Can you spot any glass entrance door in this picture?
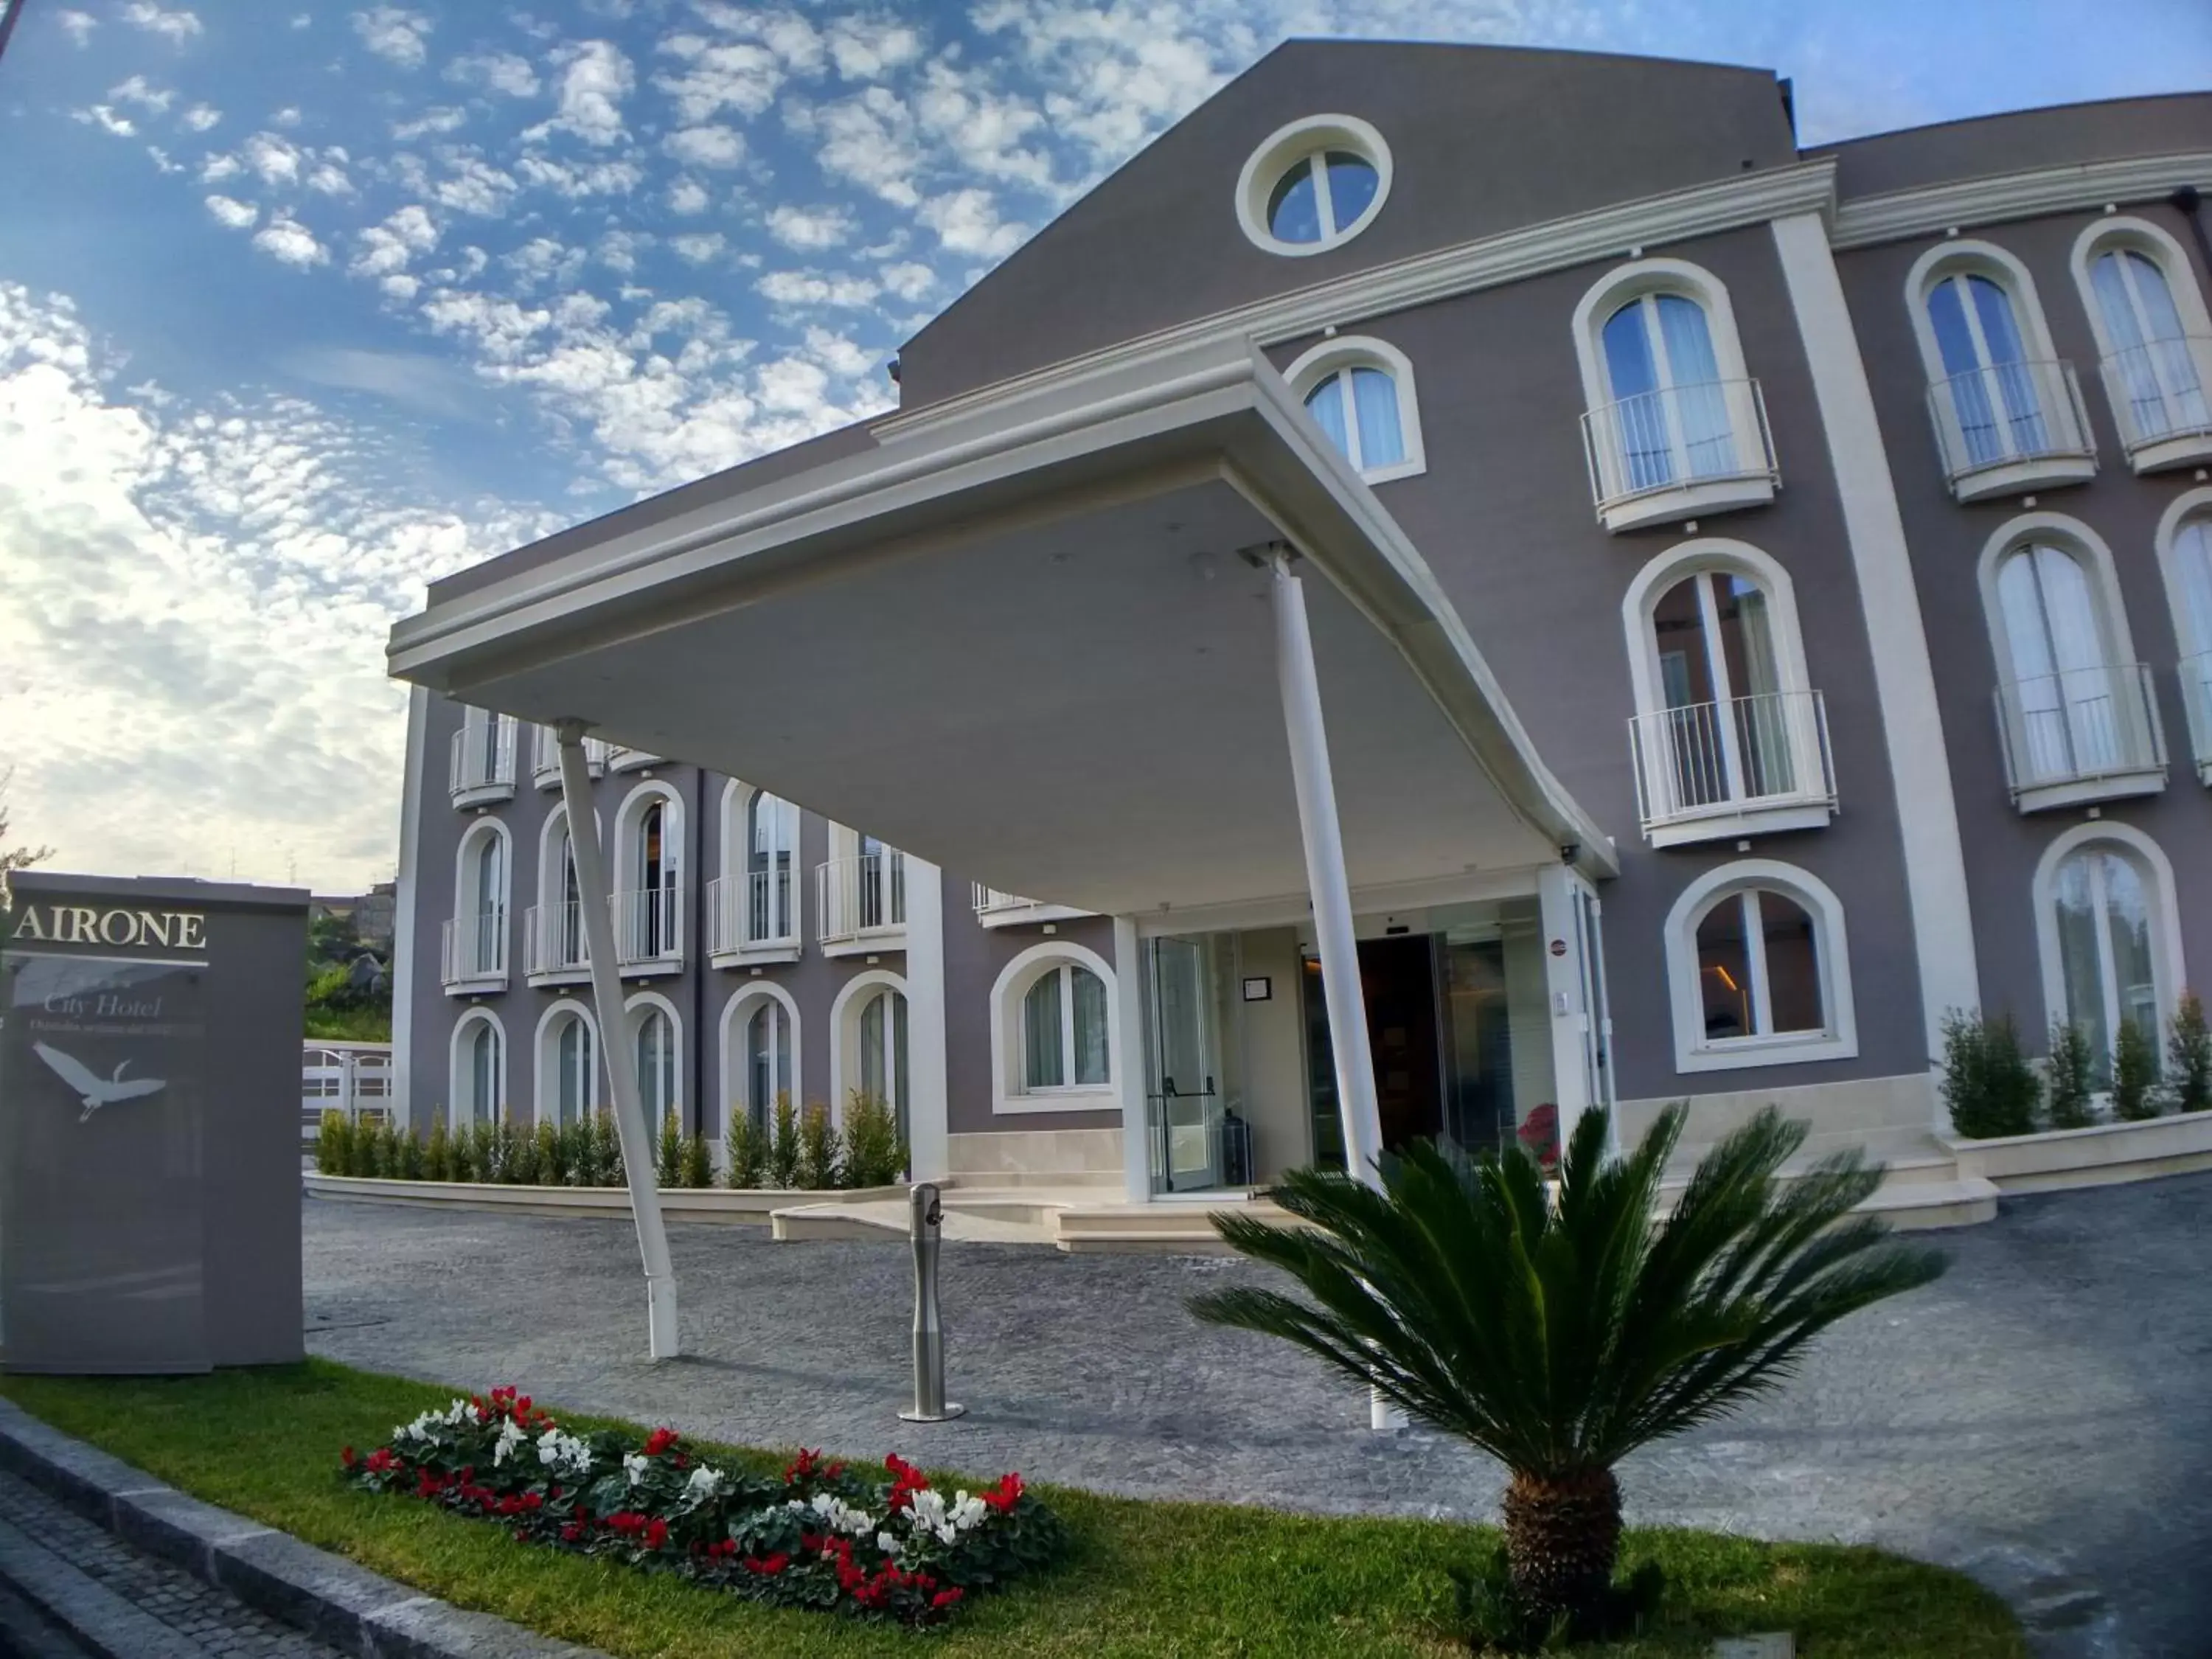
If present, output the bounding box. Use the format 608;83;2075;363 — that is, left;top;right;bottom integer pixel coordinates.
1147;936;1222;1193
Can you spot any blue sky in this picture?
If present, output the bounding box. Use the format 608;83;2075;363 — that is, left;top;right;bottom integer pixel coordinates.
1;0;2208;891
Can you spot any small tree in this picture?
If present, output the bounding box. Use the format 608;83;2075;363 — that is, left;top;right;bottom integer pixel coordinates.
316;1110;353;1175
796;1102;840;1190
768;1093;801;1189
1940;1009;2041;1138
2045;1020;2096;1130
2112;1018;2162;1121
841;1091;905;1188
424;1119;453;1181
2168;992;2212;1113
656;1110;685;1188
725;1110;767;1189
681;1130;713;1189
397;1125;425;1180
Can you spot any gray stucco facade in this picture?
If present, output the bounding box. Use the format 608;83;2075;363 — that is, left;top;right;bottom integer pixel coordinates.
390;43;2212;1192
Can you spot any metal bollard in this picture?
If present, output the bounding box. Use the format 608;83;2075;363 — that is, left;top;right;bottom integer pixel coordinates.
897;1183;965;1422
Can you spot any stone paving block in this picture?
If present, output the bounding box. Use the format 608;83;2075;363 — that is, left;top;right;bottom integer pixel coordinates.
115;1486;275;1580
210;1528;419;1647
0;1511;208;1659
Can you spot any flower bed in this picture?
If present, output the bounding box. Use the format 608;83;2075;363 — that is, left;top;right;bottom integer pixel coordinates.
341;1386;1063;1629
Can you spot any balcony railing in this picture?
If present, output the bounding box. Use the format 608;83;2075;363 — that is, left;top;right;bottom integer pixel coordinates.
2099;336;2212;468
2183;653;2212;785
607;746;662;773
1627;691;1835;844
441;909;509;991
1994;662;2167;807
613;883;684;971
707;869;799;959
530;726;611;790
973;885;1035;917
971;884;1093;926
818;852;906;946
1580;378;1777;531
524;902;591;981
1925;358;2096;497
448;718;517;807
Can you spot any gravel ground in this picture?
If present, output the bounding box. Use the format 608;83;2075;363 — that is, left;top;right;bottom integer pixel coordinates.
304;1175;2212;1659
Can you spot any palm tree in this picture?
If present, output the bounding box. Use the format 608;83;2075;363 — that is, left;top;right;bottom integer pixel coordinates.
1189;1105;1944;1631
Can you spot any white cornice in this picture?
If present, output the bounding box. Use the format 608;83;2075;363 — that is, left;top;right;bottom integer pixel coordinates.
1832;150;2212;250
882;159;1840;438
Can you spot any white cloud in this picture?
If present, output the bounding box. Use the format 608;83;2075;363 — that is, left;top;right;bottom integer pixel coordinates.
0;283;556;888
204;194;257;229
804;326;877;379
825;15;923;80
653;35;784;124
756;269;879;308
668;232;727;266
878;260;935;302
666;175;709;215
241;131;303;186
306;160;354;195
513;154;643;198
445;51;540;98
917;187;1027;258
532;40;633;147
108;75;174;114
252;215;329;268
425;155;518;217
55;10;97;46
74;105;137;138
271;105;303;128
352;5;432;69
392;106;467;140
766;204;855;250
663;123;744;170
180;103;222;132
350;204;438;279
119;3;202;42
200;153;241;182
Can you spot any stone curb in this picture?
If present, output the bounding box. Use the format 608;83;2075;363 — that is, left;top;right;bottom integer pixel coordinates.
0;1399;605;1659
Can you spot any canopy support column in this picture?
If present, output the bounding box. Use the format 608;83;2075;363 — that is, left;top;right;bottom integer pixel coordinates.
557;720;678;1360
1265;549;1399;1433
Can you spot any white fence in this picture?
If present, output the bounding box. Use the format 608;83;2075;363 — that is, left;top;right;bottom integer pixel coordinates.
302;1041;394;1150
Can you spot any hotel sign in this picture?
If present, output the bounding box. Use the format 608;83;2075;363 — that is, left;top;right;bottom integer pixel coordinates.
7;905;208;953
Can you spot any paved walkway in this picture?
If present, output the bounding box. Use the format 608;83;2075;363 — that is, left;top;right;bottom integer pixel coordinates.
304;1175;2212;1658
0;1470;347;1659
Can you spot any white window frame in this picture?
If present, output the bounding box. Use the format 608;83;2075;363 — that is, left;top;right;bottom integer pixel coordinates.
448;1009;508;1127
532;1000;601;1127
626;990;684;1126
1233;114;1392;258
446;818;511;990
2070;215;2212;470
2032;821;2186;1062
713;779;801;963
989;941;1121;1116
829;967;909;1130
1619;538;1833;845
1570;257;1774;531
1976;512;2164;811
718;982;802;1141
2156;487;2212;785
1663;860;1857;1074
528;804;598;985
1281;334;1425;482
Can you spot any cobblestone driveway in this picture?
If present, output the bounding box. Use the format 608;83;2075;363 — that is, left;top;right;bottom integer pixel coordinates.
305;1175;2212;1659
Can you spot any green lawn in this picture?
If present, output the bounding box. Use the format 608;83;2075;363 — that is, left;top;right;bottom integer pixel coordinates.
0;1361;2024;1657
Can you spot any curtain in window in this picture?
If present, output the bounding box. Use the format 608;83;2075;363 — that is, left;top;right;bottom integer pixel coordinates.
555;1015;591;1124
557;832;584;964
2095;249;2211;437
2054;846;2161;1082
745;1000;787;1128
1928;274;2048;464
1655;295;1733;478
1071;967;1110;1085
747;793;791;940
1998;545;2118;779
471;835;504;973
1722;578;1795;798
636;1009;675;1120
1349;366;1404;467
2177;518;2212;731
1601;302;1669;490
1304;375;1348;454
1023;971;1064;1089
467;1023;499;1123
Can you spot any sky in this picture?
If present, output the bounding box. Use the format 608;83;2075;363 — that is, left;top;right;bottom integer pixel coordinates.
1;1;2208;894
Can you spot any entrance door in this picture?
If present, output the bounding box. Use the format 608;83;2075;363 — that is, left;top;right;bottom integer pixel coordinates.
1147;937;1222;1192
1359;935;1444;1152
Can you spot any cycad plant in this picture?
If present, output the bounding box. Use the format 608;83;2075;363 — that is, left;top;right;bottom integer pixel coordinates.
1190;1105;1943;1634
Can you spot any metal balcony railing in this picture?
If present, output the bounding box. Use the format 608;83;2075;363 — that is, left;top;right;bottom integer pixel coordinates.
1925;358;2095;487
973;885;1034;917
530;726;611;790
1627;690;1836;838
607;746;662;773
2099;336;2212;461
2181;653;2212;780
1994;662;2166;802
1580;378;1777;518
613;882;684;970
818;852;906;945
440;909;509;989
524;902;591;979
448;717;517;805
707;869;799;956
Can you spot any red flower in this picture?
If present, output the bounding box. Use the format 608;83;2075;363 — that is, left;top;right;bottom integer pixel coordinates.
980;1472;1024;1514
644;1518;669;1551
644;1427;679;1458
783;1448;821;1484
932;1588;964;1609
340;1447;356;1467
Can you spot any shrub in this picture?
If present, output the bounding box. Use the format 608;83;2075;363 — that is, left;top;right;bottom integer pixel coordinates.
796;1102;840;1190
397;1124;425;1180
585;1110;627;1188
681;1130;713;1189
1940;1009;2040;1138
316;1110;352;1175
768;1093;801;1189
531;1121;560;1186
2168;992;2212;1113
841;1091;905;1189
363;1119;394;1178
725;1110;766;1189
424;1119;452;1182
472;1121;500;1183
657;1110;684;1189
507;1120;542;1186
2113;1018;2162;1121
2045;1020;2096;1130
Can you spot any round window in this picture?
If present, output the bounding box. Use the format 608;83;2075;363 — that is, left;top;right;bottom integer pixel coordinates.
1236;116;1391;257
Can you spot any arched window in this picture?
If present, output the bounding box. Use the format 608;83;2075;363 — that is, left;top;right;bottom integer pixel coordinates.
1022;961;1110;1091
1621;540;1832;845
451;1012;505;1124
451;706;515;805
857;985;908;1131
537;1004;598;1126
2158;493;2212;780
1573;260;1772;531
529;808;591;978
1980;516;2160;805
1234;114;1391;257
2036;824;2185;1085
448;822;509;987
1663;861;1856;1073
748;790;796;939
990;943;1122;1115
745;999;791;1126
718;987;801;1138
1282;336;1423;481
2073;218;2212;467
1927;270;2045;463
633;999;679;1122
615;785;684;967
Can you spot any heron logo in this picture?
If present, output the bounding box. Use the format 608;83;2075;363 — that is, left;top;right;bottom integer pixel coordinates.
10;906;206;953
32;1042;167;1122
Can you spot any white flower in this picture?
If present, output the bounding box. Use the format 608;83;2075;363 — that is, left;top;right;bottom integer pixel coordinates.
536;1429;592;1477
623;1452;650;1486
493;1419;527;1467
949;1494;989;1532
877;1531;897;1554
936;1523;956;1546
684;1464;726;1502
905;1489;947;1534
807;1492;876;1536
